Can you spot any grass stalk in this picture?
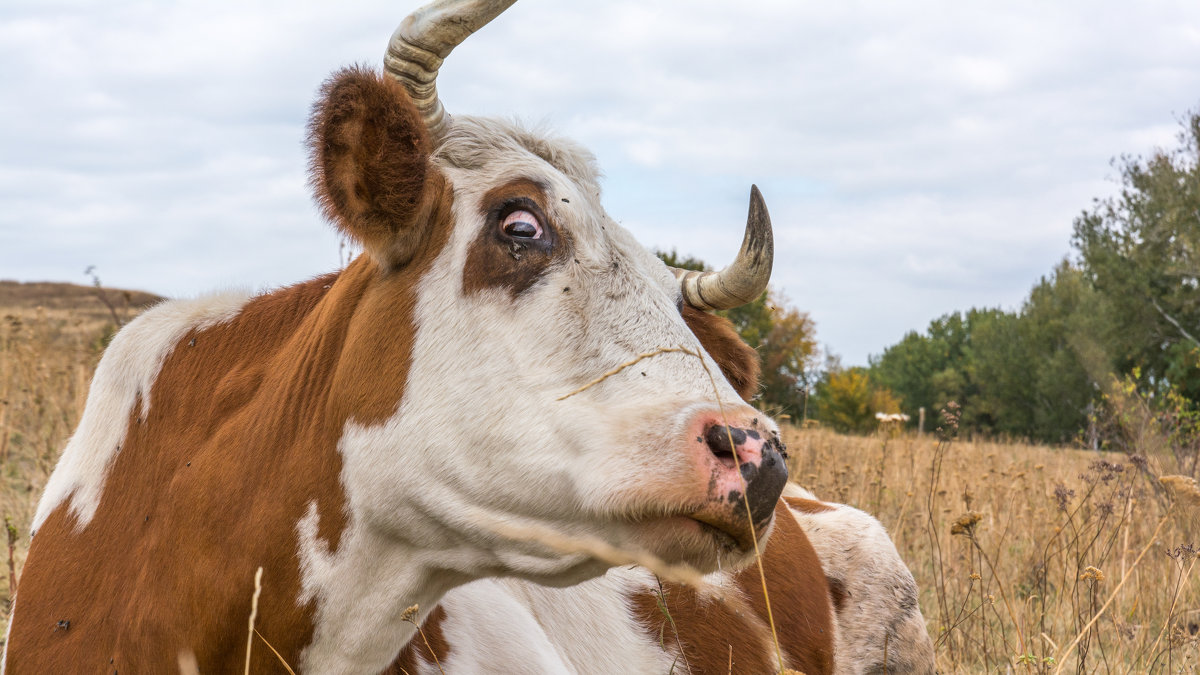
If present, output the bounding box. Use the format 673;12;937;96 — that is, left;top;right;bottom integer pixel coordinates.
1052;511;1171;674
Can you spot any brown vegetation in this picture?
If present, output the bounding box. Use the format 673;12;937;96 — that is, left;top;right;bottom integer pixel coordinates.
790;424;1200;673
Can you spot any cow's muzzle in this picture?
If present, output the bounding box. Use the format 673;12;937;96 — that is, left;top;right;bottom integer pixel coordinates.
689;420;789;551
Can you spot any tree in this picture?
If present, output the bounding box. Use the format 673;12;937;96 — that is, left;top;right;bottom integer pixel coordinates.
812;366;900;433
656;249;708;273
1018;262;1106;441
1072;110;1200;401
871;311;972;424
757;298;818;418
815;367;873;433
869;287;1101;443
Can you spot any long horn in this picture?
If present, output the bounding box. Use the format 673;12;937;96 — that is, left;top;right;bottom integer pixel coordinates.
671;185;775;311
384;0;517;141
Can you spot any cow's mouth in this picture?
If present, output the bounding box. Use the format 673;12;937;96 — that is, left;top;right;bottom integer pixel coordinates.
687;510;763;552
624;507;772;573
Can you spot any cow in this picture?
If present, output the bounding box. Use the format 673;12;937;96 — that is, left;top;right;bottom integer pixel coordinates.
385;485;935;674
6;1;793;672
5;0;934;672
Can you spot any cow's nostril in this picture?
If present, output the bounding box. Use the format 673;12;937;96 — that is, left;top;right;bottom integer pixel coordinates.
704;424;747;468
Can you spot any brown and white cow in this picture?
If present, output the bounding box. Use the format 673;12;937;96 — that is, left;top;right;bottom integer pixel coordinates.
7;1;791;672
5;1;932;672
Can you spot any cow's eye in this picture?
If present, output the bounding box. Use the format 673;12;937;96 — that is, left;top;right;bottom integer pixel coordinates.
501;210;542;239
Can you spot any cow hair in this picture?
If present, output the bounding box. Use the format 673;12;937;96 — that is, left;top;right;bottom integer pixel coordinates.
681;305;761;401
307;66;435;267
435;116;602;196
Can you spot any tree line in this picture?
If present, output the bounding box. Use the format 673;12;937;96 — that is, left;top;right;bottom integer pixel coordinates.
665;109;1200;445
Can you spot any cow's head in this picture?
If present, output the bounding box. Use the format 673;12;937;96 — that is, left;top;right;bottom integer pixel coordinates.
308;0;787;583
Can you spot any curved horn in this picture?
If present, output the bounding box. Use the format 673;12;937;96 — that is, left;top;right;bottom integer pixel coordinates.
384;0;517;141
672;185;775;311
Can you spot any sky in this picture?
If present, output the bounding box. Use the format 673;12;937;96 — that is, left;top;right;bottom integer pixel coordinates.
2;1;1198;365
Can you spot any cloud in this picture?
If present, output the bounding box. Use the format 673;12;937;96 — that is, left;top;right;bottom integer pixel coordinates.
2;0;1199;365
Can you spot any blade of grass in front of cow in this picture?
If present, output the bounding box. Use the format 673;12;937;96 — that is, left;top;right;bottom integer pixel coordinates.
654;576;694;674
555;344;786;673
555;347;698;401
177;650;200;675
245;566;262;675
401;604;447;675
253;629;298;675
484;518;707;589
244;565;299;675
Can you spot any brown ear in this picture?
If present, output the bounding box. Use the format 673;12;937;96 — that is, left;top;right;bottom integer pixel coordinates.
308;66;435;267
682;305;761;402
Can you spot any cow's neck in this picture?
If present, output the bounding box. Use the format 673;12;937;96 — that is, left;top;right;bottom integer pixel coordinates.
128;245;452;670
256;253;450;669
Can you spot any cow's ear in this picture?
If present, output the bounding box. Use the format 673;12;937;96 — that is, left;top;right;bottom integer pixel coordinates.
308;66;436;267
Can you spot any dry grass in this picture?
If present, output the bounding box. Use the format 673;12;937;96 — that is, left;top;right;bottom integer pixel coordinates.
789;425;1200;673
0;282;1196;673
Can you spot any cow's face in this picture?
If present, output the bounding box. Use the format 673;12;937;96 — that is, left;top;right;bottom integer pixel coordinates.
309;69;786;582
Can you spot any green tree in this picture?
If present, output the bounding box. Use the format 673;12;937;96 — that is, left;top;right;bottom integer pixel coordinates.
871;271;1105;443
1019;262;1107;441
1072;110;1200;400
871;311;972;424
656;249;708;273
962;307;1027;434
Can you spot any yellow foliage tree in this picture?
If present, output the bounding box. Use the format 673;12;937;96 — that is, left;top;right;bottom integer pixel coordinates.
817;366;901;433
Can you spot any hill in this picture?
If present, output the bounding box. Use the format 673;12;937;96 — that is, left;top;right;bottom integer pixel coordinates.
0;280;162;322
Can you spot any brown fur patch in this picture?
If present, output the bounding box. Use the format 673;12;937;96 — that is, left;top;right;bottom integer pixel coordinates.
9;177;455;670
308;66;434;267
632;501;834;674
384;605;451;674
631;576;776;674
734;502;835;674
682;305;761;401
784;495;836;514
462;177;573;299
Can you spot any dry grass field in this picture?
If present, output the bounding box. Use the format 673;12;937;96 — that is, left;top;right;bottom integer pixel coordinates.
789;426;1200;674
0;281;1196;673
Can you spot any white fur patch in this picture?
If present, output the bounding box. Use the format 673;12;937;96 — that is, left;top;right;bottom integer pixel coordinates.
435;568;675;674
783;484;935;675
31;290;252;533
295;501;447;674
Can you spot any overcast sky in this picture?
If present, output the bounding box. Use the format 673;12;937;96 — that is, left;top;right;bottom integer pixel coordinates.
3;0;1198;365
